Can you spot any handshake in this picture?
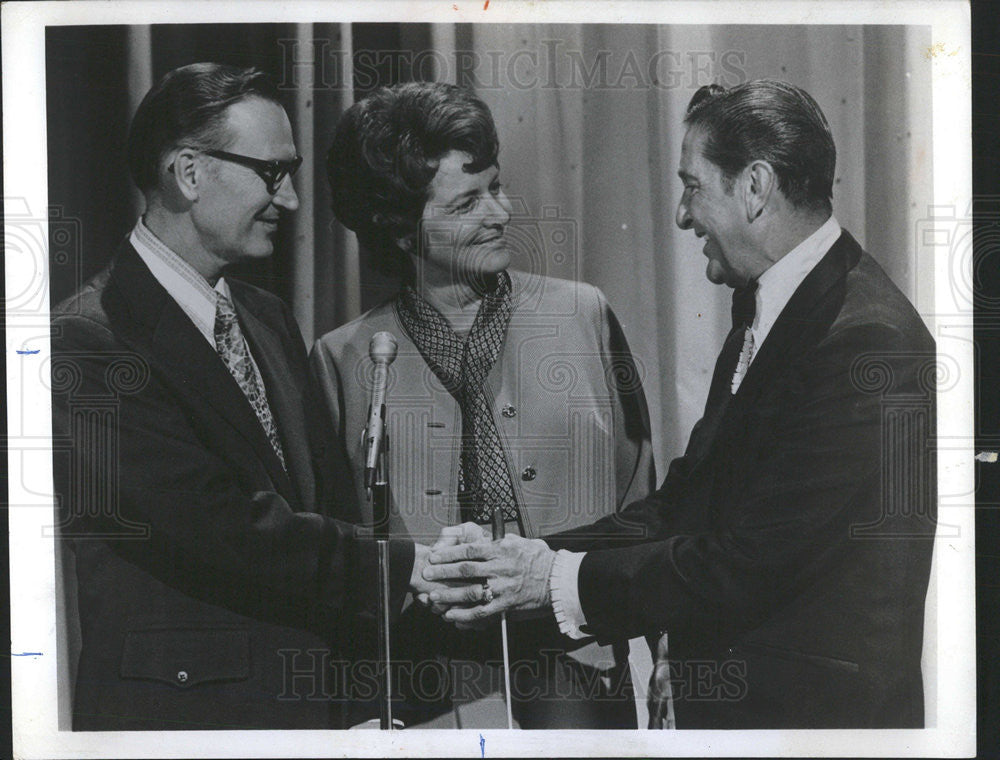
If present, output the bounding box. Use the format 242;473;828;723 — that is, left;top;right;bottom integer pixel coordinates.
408;523;558;628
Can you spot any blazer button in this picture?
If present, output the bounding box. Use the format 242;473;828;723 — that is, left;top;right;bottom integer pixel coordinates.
521;466;536;481
501;404;517;418
176;670;189;684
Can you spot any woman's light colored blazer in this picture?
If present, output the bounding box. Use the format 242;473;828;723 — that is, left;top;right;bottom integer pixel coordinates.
311;270;656;544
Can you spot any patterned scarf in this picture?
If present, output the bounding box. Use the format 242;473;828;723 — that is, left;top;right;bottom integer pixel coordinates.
397;272;520;525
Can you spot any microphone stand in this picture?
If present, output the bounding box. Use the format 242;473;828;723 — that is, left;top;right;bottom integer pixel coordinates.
491;509;514;729
369;433;393;730
362;330;398;730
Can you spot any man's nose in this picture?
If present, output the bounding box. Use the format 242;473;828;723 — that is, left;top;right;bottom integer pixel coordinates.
483;189;511;227
273;174;299;212
675;197;692;230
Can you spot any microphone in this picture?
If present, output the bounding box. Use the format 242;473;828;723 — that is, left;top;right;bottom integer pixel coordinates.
364;331;398;492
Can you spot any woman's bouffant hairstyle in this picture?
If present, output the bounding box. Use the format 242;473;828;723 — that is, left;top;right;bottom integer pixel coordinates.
326;82;499;277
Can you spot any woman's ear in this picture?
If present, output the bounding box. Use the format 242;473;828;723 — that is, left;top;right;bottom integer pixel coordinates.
390;217;420;255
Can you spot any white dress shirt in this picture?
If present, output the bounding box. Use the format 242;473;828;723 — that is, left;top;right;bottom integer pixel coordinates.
130;218;235;344
550;216;843;639
749;215;842;359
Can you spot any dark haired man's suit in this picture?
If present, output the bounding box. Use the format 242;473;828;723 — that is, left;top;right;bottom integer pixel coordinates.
549;231;937;728
52;242;412;730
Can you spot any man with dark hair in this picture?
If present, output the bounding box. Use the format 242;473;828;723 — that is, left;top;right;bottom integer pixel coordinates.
681;79;837;217
51;62;443;730
423;79;938;729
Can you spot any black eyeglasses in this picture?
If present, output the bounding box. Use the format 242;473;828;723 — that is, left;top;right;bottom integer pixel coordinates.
200;149;303;194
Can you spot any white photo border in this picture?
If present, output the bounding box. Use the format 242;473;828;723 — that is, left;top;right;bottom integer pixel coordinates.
4;1;973;757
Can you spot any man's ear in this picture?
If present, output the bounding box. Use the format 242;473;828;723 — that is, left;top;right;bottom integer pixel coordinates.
395;234;416;255
743;160;776;222
167;147;202;202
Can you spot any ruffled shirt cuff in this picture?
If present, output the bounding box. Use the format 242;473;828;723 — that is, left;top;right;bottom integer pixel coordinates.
549;549;589;640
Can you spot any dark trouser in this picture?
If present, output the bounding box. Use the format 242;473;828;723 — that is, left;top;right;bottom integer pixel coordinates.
390;606;636;729
510;646;636;728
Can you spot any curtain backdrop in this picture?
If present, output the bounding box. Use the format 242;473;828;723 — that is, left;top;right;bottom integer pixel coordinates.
46;22;934;728
47;21;934;466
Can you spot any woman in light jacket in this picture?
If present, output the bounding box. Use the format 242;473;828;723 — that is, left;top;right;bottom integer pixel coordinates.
311;81;655;729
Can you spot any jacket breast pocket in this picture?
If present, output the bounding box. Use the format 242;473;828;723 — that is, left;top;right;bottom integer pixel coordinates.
120;625;251;689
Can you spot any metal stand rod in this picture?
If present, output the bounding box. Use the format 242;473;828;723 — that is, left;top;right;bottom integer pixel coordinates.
500;613;514;729
376;537;393;730
368;430;393;730
492;509;514;729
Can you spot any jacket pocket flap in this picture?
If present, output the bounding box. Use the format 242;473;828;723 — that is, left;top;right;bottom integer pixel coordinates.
121;628;250;688
738;641;860;673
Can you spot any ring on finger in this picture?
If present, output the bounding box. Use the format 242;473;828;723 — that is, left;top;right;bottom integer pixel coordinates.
481;580;494;604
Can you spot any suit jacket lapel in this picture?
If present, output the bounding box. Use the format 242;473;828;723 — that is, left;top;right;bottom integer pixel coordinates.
735;230;860;403
683;230;860;475
681;326;743;467
233;291;314;509
106;243;293;496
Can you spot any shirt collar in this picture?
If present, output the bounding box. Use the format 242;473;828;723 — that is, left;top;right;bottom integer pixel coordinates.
752;216;841;349
130;218;231;346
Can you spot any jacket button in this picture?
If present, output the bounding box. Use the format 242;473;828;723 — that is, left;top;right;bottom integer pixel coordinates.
176;670;189;684
501;404;516;418
521;466;536;481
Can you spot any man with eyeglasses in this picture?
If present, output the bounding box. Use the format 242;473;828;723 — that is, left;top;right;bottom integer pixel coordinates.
50;62;445;730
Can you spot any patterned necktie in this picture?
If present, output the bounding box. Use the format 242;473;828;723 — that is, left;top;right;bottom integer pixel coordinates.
730;330;756;394
214;292;286;469
729;281;758;394
397;273;520;525
647;280;759;728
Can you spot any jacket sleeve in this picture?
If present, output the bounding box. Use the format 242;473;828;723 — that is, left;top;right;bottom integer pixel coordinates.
596;287;657;509
51;312;413;630
571;322;935;641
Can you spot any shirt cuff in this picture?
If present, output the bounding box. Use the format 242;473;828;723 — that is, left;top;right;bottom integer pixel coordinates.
549;549;589;640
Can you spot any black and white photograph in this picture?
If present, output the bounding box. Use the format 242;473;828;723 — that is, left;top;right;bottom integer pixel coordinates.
4;1;974;757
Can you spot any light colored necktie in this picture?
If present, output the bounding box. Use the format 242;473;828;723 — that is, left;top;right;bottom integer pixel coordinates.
730;328;756;394
214;293;286;469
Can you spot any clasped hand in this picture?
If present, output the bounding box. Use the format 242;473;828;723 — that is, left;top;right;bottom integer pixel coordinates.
411;522;556;628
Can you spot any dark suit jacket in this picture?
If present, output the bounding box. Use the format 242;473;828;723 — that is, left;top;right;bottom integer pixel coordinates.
51;242;414;730
548;231;937;728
